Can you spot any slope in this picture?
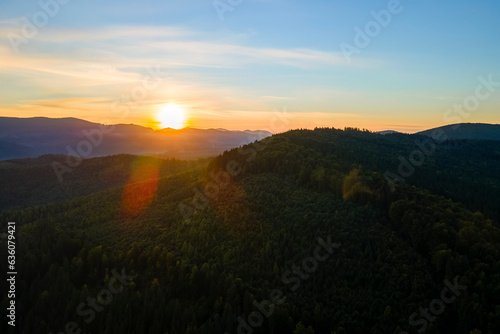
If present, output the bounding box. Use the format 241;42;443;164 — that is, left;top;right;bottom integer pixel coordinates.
0;154;208;211
0;128;499;334
416;123;500;141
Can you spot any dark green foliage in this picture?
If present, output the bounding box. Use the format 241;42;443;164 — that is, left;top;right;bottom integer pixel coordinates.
416;123;500;141
0;128;499;334
0;154;208;210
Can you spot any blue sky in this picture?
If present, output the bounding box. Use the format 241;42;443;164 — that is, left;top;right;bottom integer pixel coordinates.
0;0;499;132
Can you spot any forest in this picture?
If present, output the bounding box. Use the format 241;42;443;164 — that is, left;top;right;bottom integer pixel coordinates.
1;127;499;334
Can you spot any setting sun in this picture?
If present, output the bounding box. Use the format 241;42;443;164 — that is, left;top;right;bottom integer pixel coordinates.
157;103;186;129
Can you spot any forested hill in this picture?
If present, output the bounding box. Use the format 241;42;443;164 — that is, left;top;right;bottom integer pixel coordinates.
222;127;500;221
416;123;500;141
0;154;208;211
1;127;499;334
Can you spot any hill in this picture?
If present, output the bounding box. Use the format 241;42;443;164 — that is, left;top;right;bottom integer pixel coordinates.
416;123;500;141
1;128;499;334
0;154;208;211
0;117;272;161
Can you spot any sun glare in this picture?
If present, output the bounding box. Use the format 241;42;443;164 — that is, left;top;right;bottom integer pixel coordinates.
158;103;186;129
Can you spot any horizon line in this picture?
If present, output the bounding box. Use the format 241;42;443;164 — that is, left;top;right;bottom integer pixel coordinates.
1;115;499;135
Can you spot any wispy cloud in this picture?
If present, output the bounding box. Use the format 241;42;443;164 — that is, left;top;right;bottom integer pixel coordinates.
0;20;363;69
0;22;373;130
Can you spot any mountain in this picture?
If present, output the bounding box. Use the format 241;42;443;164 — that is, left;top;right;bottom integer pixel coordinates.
376;130;402;135
0;117;272;161
1;127;499;334
416;123;500;141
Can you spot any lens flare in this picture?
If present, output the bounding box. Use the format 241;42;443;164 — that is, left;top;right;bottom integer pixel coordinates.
122;158;160;217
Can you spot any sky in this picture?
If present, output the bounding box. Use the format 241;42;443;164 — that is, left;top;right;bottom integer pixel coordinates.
0;0;499;133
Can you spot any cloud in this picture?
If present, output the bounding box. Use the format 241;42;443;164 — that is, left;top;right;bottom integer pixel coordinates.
0;21;192;42
0;23;371;129
0;21;353;69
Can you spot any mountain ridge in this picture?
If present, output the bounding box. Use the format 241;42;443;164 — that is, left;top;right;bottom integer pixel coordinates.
416;122;500;141
0;117;272;160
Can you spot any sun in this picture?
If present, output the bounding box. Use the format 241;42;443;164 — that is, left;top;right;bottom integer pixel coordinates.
157;103;186;129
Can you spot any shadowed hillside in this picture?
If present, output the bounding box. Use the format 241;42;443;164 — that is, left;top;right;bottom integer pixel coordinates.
0;128;498;334
417;123;500;141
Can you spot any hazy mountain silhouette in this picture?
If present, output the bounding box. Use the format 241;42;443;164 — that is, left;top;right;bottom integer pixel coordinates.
0;117;272;160
376;130;403;135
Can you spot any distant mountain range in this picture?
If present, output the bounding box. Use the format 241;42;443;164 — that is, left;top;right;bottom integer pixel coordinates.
1;118;499;161
0;117;272;161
